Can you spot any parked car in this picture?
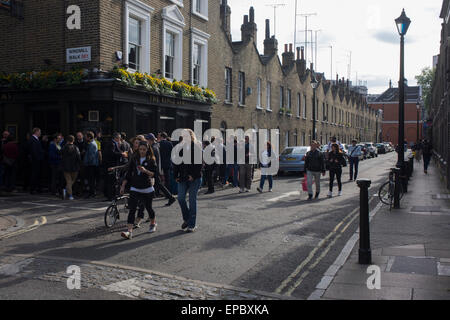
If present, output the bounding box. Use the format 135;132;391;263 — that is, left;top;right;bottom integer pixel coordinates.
278;146;311;175
375;143;387;154
383;142;394;152
363;142;378;158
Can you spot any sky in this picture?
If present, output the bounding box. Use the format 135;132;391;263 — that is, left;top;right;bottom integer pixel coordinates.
228;0;443;94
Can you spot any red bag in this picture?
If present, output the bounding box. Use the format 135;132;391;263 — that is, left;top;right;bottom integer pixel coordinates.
302;173;308;192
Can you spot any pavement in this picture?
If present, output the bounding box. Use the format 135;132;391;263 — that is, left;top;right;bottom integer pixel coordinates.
310;159;450;300
0;152;429;300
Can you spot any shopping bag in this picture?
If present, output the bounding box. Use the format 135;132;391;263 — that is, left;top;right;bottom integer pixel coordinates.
302;173;308;192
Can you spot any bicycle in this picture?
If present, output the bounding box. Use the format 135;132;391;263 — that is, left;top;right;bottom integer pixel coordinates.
378;169;404;210
104;168;130;228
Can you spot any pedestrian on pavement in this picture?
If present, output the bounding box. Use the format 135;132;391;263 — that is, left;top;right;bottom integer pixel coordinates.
61;135;82;200
103;132;128;201
174;129;203;233
84;132;99;198
422;140;433;174
120;141;157;239
223;136;239;188
28;128;44;194
257;141;276;193
238;136;252;193
1;135;19;193
48;133;64;196
203;140;216;194
347;139;362;181
327;143;346;198
304;141;326;200
146;133;176;207
158;132;174;192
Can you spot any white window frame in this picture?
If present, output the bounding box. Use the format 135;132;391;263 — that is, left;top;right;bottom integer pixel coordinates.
191;28;210;87
266;82;272;111
169;0;184;7
256;78;262;109
302;94;307;119
296;93;300;118
124;0;154;74
287;89;292;112
285;131;289;148
238;71;245;106
192;0;208;21
225;67;232;103
279;86;284;111
162;5;185;81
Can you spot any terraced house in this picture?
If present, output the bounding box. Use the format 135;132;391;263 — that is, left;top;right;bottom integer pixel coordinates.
209;2;379;148
0;0;215;140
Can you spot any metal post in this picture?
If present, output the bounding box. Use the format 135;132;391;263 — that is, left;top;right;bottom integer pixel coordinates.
312;86;316;140
393;168;401;209
357;179;372;265
397;33;406;188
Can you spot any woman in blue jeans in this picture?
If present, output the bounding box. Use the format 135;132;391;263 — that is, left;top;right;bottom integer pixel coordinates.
173;129;203;233
257;142;276;193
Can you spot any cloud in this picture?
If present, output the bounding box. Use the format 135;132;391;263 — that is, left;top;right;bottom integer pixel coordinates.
372;31;399;45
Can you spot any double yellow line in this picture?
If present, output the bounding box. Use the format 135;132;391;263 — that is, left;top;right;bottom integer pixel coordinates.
275;208;359;296
0;216;47;240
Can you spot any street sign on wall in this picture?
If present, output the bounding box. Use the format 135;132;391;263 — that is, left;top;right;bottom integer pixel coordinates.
66;46;91;63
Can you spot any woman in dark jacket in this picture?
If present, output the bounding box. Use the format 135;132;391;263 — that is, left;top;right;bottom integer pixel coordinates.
61;135;81;200
328;143;346;198
173;129;203;233
120;141;157;240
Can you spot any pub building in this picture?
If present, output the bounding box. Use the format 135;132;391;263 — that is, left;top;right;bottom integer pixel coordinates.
0;0;214;142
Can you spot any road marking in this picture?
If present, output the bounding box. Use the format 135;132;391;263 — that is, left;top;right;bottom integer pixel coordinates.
0;216;47;240
284;213;359;296
274;207;359;294
267;191;300;202
22;202;108;211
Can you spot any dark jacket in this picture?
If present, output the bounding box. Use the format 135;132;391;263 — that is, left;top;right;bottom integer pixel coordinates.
422;142;433;155
28;136;44;162
159;139;173;170
74;139;87;160
103;140;125;167
61;144;81;173
125;154;157;190
305;149;325;173
151;143;162;176
48;141;62;166
328;151;346;171
173;142;203;182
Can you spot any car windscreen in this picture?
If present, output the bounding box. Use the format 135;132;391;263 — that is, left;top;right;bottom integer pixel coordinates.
281;148;294;155
292;148;308;154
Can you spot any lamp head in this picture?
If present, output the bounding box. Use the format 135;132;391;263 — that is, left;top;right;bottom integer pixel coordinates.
395;9;411;36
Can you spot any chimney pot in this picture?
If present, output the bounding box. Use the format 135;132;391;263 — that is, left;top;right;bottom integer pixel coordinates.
296;47;300;60
265;19;270;40
284;44;288;53
289;43;293;52
249;7;255;23
301;46;304;60
310;63;314;71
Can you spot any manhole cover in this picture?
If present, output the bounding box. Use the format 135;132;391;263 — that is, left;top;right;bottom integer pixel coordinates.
411;206;441;212
433;194;450;200
390;256;437;276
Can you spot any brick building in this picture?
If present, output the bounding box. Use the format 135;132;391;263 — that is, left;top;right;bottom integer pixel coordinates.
430;0;450;190
0;0;214;141
369;83;422;146
0;0;379;150
209;2;379;149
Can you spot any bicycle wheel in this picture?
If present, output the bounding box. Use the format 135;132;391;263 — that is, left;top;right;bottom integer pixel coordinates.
378;182;391;205
104;204;119;228
115;196;129;220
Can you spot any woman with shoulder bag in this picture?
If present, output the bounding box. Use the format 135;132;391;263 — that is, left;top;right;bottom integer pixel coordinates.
120;141;157;240
328;143;346;198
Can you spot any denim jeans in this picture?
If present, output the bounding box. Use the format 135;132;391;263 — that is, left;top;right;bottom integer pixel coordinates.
224;164;239;187
423;154;432;171
349;157;360;180
259;175;273;190
177;178;202;228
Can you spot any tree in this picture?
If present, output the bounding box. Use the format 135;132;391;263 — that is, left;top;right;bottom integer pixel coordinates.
415;67;435;112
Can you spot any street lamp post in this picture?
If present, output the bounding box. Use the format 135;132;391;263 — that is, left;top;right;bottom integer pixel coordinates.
416;100;421;143
311;72;318;141
394;9;411;209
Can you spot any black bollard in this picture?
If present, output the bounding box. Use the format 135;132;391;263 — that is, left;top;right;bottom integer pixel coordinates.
393;168;401;209
357;179;372;265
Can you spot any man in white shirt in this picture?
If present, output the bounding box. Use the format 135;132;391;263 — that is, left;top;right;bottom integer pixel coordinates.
347;139;362;181
325;136;344;152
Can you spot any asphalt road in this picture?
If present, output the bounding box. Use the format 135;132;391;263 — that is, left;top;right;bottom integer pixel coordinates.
0;152;398;299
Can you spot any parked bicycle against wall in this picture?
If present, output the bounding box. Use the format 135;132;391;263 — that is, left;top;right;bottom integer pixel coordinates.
378;168;404;211
104;168;129;228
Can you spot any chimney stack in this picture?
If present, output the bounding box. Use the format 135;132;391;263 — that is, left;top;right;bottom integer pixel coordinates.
220;0;232;41
296;47;300;60
282;43;295;67
241;7;257;44
296;46;306;76
263;19;278;56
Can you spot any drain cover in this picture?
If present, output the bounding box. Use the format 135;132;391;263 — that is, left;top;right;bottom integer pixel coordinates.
411;206;441;212
390;257;438;276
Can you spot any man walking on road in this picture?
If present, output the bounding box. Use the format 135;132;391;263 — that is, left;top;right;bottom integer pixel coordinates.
347;139;362;181
422;140;433;174
304;141;326;200
238;136;252;193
